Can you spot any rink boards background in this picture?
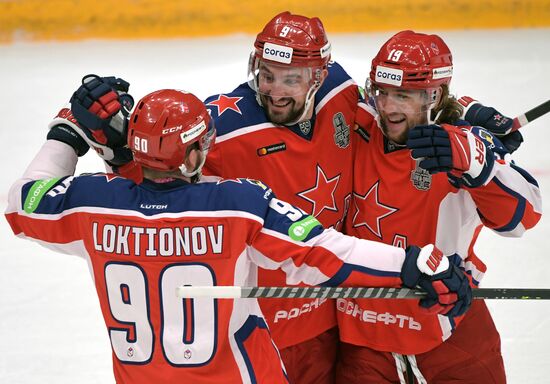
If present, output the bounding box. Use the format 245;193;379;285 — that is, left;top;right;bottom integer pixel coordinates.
1;0;550;43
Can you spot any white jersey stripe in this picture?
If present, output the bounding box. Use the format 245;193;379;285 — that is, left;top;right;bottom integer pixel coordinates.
215;122;279;143
315;78;356;114
12;205;265;225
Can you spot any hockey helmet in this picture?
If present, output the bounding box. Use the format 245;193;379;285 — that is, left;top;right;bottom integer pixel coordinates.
127;89;215;177
369;30;453;91
248;12;331;125
252;11;331;68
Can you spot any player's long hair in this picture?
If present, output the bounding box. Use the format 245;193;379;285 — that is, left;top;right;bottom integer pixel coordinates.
433;84;463;125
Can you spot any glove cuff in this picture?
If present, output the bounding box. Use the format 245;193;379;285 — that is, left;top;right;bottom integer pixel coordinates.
458;96;481;121
461;148;495;188
47;124;90;157
459;129;496;188
401;246;422;288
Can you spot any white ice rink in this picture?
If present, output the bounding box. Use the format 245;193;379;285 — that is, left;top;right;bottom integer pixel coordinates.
1;29;549;383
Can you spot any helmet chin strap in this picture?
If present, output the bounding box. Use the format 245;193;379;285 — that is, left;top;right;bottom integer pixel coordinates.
179;151;206;180
429;108;443;124
377;88;442;146
426;88;442;124
254;83;320;127
282;82;320;126
283;67;324;126
251;61;323;127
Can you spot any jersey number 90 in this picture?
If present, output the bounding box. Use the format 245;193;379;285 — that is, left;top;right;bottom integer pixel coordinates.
104;262;217;366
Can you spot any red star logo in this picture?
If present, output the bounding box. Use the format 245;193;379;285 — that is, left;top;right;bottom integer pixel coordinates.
93;173;122;182
352;181;398;239
297;165;340;217
216;178;243;185
207;95;243;116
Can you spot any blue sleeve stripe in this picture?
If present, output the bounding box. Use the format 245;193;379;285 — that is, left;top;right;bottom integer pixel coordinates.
234;315;288;384
321;264;401;287
490;177;527;232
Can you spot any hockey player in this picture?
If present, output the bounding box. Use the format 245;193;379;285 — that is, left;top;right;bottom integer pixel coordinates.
336;31;542;383
5;85;472;384
201;12;358;383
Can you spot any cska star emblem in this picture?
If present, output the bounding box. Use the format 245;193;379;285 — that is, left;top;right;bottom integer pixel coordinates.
216;178;243;185
352;180;398;239
92;173;122;182
297;164;341;217
207;94;243;116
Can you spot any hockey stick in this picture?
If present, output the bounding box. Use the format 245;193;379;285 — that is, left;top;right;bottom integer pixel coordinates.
176;286;550;300
511;99;550;131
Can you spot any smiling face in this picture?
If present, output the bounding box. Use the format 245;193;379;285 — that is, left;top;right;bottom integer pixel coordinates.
256;61;315;125
372;86;437;144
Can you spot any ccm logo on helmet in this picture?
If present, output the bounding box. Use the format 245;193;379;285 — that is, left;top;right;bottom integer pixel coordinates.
375;65;403;86
263;42;293;64
162;125;184;134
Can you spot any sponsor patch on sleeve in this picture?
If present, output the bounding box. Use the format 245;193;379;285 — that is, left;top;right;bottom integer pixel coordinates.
289;216;322;241
24;178;61;214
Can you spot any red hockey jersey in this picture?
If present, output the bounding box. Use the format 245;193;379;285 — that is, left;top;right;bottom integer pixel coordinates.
203;62;358;349
6;140;408;384
337;102;542;354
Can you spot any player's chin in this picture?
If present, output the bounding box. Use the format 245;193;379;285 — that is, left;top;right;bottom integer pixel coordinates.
266;106;295;125
382;121;409;143
267;111;291;125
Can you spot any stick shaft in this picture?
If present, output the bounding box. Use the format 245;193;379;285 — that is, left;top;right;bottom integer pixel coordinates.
512;99;550;131
176;286;550;300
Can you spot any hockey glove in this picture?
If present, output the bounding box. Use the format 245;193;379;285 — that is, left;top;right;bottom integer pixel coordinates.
70;74;134;166
406;124;495;188
459;96;523;153
402;245;472;318
47;107;90;156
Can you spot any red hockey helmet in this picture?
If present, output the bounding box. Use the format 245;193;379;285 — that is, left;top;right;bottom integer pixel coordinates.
369;30;453;90
252;11;331;68
127;89;215;176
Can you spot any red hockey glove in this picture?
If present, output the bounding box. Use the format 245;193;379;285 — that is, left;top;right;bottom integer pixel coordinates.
406;124;495;187
402;245;472;318
459;96;523;153
70;74;134;166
